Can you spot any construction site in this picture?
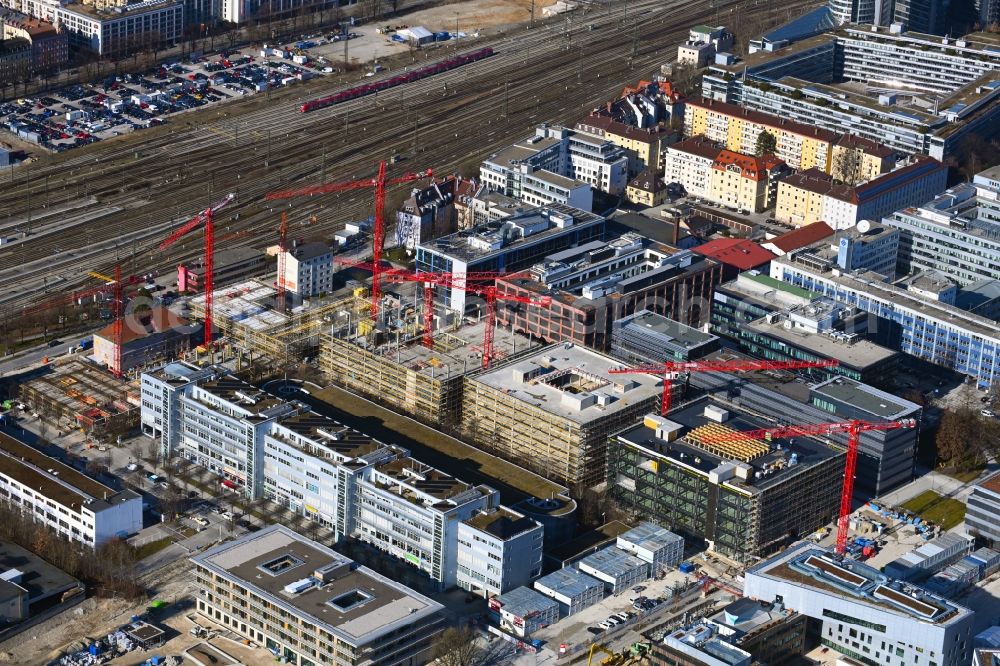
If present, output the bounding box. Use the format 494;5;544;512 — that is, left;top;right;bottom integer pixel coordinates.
461;344;663;488
320;315;542;429
16;358;140;437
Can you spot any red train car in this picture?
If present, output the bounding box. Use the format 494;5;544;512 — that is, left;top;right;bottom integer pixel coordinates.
300;47;495;112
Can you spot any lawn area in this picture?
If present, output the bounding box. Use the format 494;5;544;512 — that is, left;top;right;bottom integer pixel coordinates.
944;467;984;484
131;536;173;561
901;490;967;530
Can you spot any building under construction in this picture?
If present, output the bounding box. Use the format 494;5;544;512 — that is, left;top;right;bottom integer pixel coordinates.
17;358;139;436
607;399;844;564
461;344;662;488
320;317;542;430
189;280;362;365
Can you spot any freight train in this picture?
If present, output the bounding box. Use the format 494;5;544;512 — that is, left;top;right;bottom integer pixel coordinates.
300;47;495;113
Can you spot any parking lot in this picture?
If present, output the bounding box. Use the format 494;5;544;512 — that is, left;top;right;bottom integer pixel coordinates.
2;46;334;153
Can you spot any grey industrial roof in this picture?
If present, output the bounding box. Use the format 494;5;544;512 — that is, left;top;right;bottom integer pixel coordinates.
615;310;719;350
290;242;332;262
577;546;648;578
618;522;684;552
534;567;603;599
495;585;559;618
745;317;897;370
191;525;442;646
809;376;918;420
0;539;79;603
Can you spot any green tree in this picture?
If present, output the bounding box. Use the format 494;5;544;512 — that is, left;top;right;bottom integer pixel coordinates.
755;130;777;156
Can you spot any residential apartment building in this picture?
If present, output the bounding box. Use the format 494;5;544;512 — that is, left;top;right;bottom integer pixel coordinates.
684;97;837;172
701;25;1000;159
191;525;445;666
480;124;628;198
882;167;1000;285
0;432;141;547
775;156;947;229
495;234;723;349
18;0;182;55
456;507;544;598
1;12;67;72
708;150;785;213
415;203;605;313
966;473;1000;546
279;242;333;298
662;135;722;199
745;543;975;666
142;365;541;591
461;344;663;487
575;114;673;177
625;170;667;207
769;253;1000;388
0;34;29;81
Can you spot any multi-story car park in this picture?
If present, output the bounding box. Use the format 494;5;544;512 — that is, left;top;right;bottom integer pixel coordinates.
191;525;445;666
607;404;845;564
141;364;542;592
882;166;1000;287
701;24;1000;160
769;253;1000;388
745;542;975;666
0;432;141;547
18;0;183;56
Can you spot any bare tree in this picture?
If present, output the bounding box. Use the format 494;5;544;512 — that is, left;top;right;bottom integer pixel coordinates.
431;627;486;666
833;146;865;186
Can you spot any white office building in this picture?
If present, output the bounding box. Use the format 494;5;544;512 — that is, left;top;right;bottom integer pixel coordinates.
456;506;544;598
616;522;685;574
745;543;975;666
140;364;541;591
0;432;141;547
481;124;628;198
18;0;182;55
279;242;334;298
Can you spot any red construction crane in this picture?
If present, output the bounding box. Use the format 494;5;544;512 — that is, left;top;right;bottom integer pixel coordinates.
701;418;917;554
380;270;534;358
265;161;433;322
276;212;289;313
158;194;235;348
609;358;841;416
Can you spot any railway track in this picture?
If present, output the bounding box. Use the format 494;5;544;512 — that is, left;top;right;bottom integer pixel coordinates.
0;0;816;320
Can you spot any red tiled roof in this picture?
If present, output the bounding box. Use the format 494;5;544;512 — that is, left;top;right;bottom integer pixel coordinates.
766;221;835;253
692;238;775;270
687;97;838;143
577;114;670;144
836;134;894;159
712;150;784;182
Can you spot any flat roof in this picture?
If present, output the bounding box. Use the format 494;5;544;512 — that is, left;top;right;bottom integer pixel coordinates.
374;456;481;502
195;376;286;414
615;310;719;350
749;543;972;626
616;398;843;493
977;471;1000;495
464;507;538;540
272;411;388;461
618;522;684;552
534;567;603;598
419;203;605;264
469;344;662;426
495;585;559;618
343;318;541;381
779;259;1000;339
0;539;78;603
191;525;442;646
577;546;648;578
809;376;917;419
745;318;897;369
0;432;133;513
